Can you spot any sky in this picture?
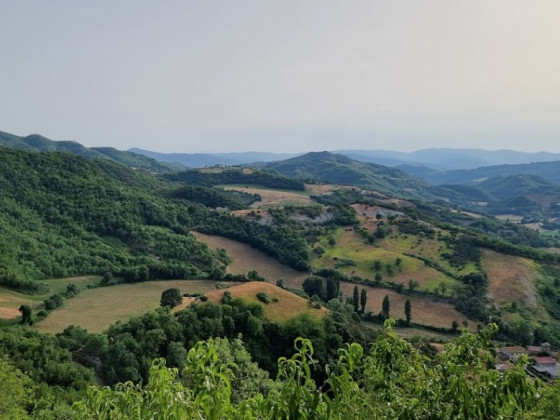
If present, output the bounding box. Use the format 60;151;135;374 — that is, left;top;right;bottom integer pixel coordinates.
1;0;560;153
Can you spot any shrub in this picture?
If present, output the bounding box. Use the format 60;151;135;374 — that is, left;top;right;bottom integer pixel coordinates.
256;292;271;304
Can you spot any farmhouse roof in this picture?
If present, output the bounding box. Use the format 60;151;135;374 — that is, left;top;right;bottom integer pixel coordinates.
533;356;557;365
500;346;527;354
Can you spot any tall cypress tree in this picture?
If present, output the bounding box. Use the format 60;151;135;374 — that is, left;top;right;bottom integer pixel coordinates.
360;288;367;313
353;286;359;312
405;298;412;325
382;295;390;320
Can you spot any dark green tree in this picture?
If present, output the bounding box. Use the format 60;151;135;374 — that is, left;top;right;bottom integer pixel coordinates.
160;288;183;309
302;276;325;300
353;286;359;312
65;283;79;298
360;289;367;313
404;299;411;325
325;279;335;301
451;320;459;333
382;295;390;320
18;304;32;325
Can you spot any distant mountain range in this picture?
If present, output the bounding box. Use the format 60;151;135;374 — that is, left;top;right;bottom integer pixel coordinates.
130;146;560;171
336;148;560;170
129;148;300;168
400;160;560;186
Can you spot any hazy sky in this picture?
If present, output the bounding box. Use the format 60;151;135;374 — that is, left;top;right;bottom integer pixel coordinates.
1;1;559;153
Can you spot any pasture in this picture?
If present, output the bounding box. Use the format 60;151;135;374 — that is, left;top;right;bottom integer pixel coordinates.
315;228;460;292
481;249;542;314
0;276;97;322
36;280;225;334
222;185;313;208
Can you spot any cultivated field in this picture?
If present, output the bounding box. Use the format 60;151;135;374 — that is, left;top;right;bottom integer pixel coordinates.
339;282;473;329
193;232;309;288
206;282;327;323
36;280;226;334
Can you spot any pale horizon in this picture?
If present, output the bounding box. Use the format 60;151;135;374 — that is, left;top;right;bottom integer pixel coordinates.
1;1;560;153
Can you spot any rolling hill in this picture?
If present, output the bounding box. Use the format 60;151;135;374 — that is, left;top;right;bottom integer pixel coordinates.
0;130;181;172
264;151;445;201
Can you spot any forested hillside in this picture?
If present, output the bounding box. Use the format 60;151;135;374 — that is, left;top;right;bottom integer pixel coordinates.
0;130;182;172
0;147;310;293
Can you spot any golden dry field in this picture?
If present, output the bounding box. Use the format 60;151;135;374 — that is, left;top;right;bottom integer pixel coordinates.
205;281;327;323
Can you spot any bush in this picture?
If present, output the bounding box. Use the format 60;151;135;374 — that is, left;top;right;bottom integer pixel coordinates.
160;288;183;309
256;292;271;304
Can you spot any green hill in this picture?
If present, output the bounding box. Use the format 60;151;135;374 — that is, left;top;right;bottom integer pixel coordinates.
264;151;446;201
0;130;182;172
0;147;226;292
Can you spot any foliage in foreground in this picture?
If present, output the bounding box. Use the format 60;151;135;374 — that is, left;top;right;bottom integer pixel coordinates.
74;322;553;420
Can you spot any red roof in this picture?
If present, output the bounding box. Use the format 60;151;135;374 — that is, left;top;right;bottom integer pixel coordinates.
533;356;557;365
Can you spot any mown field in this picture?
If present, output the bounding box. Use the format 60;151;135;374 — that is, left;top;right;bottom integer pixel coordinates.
0;276;97;321
36;280;227;334
206;282;328;323
193;232;309;288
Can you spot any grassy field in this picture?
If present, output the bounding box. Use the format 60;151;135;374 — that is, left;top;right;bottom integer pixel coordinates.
206;282;328;323
0;276;98;321
222;185;314;208
481;250;541;313
314;228;460;292
36;280;226;334
193;232;309;288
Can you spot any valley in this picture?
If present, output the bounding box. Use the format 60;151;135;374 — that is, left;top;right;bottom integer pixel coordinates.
1;137;560;417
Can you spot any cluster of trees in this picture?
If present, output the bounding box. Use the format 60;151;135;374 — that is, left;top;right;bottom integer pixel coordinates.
73;323;560;419
197;212;310;271
54;297;371;387
166;167;305;191
169;184;260;209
